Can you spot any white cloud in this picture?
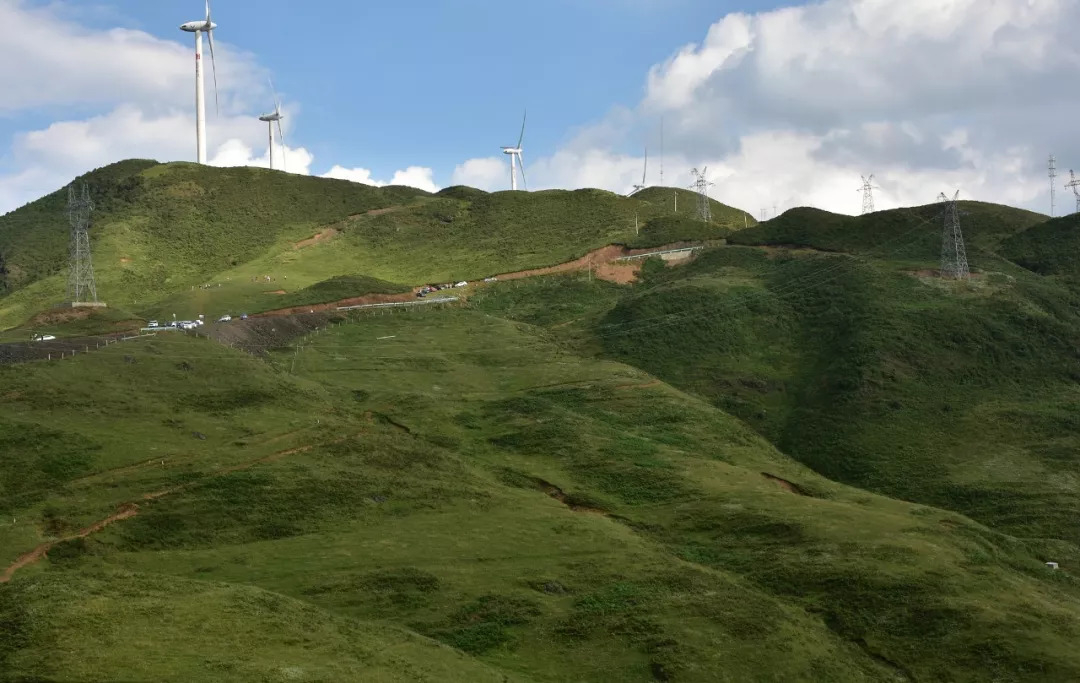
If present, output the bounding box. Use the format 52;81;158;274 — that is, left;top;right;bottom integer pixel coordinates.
320;164;439;193
0;1;264;113
464;0;1080;216
0;1;435;212
388;167;439;193
451;157;508;191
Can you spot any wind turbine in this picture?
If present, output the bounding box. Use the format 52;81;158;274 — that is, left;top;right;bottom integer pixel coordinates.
259;79;286;172
629;148;648;196
501;111;527;191
180;1;220;165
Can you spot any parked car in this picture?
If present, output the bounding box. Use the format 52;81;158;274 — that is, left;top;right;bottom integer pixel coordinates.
240;314;249;320
148;321;159;328
455;281;468;288
31;334;56;342
218;315;232;323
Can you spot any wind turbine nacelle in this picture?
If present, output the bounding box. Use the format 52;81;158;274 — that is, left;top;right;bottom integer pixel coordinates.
259;113;283;122
502;147;520;155
180;21;216;32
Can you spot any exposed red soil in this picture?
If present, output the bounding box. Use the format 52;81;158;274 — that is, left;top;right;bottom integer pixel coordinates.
593;261;643;284
25;307;94;327
293;228;339;250
266;290;287;295
492;245;628;282
1;504;139;584
252;291;418;318
0;435;356;583
762;472;806;495
119;257;132;264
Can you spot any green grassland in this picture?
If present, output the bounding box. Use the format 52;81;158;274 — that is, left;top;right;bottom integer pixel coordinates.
0;306;1078;681
5;163;1080;681
0;162;754;329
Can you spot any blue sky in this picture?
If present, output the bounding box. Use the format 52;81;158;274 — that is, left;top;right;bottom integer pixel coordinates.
36;0;774;183
0;0;1077;216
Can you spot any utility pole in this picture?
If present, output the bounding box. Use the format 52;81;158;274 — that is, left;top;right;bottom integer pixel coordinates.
938;191;969;280
1050;155;1058;218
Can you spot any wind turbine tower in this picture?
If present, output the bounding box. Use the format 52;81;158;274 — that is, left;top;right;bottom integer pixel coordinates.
501;111;527;191
180;1;220;165
259;79;286;172
1066;170;1080;214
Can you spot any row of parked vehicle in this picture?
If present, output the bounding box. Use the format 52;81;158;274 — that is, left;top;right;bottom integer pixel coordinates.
417;281;469;298
148;319;204;331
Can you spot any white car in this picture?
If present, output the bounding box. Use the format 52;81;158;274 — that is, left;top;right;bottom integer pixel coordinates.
455;281;468;288
31;334;56;342
218;315;232;323
148;321;159;328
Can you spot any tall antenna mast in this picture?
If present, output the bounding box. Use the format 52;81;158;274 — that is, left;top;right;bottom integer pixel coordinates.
1067;170;1080;215
688;167;714;223
938;191;969;280
1050;155;1058;217
67;184;99;303
858;174;878;215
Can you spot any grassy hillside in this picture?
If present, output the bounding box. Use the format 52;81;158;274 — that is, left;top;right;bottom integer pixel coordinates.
0;165;754;330
729;201;1047;269
4;311;1080;681
1000;213;1080;276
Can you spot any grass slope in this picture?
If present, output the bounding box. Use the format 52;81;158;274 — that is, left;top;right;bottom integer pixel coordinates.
729;201;1047;269
3;308;1080;680
0;165;754;330
485;229;1080;549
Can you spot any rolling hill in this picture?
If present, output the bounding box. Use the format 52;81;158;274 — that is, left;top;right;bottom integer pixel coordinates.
3;162;1080;681
0;161;755;331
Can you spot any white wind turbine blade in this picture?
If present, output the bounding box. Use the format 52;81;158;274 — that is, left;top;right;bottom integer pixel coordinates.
517;152;527;191
642;147;648;187
517;110;527;149
205;0;219;115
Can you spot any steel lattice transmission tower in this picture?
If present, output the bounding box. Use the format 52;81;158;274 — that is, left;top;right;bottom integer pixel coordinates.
67;184;98;303
1049;155;1058;218
938;191;969;280
1066;170;1080;214
858;174;878;215
689;167;714;223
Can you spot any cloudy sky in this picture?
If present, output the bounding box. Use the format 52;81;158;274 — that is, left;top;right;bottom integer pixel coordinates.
0;0;1076;217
